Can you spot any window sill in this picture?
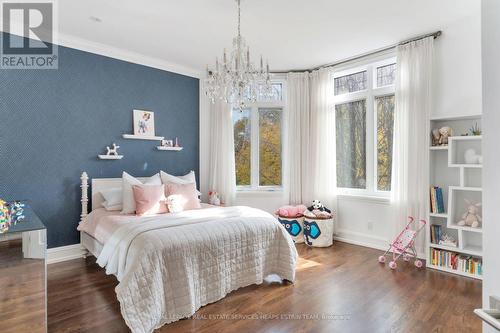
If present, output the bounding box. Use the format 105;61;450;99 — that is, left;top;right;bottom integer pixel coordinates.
337;193;391;205
236;189;284;196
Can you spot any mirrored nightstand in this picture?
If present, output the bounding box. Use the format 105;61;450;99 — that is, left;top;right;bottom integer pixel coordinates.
0;204;47;333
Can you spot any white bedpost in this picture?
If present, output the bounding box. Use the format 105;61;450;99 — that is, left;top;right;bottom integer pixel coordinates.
80;172;89;223
80;172;89;258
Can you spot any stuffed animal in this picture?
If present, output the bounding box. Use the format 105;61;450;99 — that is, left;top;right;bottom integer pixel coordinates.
457;199;482;228
307;200;331;214
208;190;221;206
276;204;307;218
438;127;453;145
464;149;481;164
303;200;332;219
431;129;441;146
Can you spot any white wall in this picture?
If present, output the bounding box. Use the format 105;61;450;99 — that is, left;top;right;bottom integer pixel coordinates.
433;4;483;119
335;2;482;250
481;0;500;331
199;1;483;251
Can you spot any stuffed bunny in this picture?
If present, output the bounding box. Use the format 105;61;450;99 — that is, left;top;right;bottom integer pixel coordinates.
457;199;482;228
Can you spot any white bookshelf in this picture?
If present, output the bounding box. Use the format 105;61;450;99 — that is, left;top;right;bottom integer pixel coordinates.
427;115;483;280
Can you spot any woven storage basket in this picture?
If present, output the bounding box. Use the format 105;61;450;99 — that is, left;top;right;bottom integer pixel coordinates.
276;215;305;243
303;216;334;247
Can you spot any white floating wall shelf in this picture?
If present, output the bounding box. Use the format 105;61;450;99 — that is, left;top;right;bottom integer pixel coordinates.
156;146;183;151
123;134;164;141
98;155;124;160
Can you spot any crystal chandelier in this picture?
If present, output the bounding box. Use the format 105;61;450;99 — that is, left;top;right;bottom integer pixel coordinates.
205;0;272;111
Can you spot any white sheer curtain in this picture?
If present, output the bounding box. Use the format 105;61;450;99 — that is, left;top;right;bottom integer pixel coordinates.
392;37;434;253
286;72;310;204
306;68;337;213
208;99;236;205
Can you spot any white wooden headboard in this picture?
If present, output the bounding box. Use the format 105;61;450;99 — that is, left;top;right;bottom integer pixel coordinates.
80;171;148;222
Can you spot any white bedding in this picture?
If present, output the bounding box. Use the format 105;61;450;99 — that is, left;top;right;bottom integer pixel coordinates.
84;206;297;333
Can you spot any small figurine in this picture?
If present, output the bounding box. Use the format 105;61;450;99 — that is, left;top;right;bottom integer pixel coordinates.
431;128;441;146
106;143;120;156
438;127;453;145
9;201;25;225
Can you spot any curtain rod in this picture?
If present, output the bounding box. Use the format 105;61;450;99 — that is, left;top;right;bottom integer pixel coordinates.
272;30;442;74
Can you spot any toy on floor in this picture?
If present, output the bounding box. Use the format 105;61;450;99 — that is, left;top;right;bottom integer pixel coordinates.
303;200;332;219
457;199;482;228
378;216;426;269
275;204;307;218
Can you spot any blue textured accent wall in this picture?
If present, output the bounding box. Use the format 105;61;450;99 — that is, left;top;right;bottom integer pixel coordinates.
0;35;199;248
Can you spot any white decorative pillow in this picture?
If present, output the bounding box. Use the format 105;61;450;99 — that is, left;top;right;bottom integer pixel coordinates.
100;188;122;206
121;172;161;214
160;170;201;196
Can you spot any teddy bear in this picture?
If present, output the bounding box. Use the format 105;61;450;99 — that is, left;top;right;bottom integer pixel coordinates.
457;199;482;228
275;204;308;218
438;127;453;145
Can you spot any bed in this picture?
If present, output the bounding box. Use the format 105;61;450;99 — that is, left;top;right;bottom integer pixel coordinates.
77;172;298;333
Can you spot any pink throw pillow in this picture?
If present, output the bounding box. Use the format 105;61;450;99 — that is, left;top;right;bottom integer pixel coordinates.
132;184;168;216
165;182;201;212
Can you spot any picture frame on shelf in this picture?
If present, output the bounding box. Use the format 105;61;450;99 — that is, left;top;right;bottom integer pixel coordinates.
161;139;174;147
133;110;155;137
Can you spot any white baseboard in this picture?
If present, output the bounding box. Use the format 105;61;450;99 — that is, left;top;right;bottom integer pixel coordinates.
47;244;86;264
334;229;426;259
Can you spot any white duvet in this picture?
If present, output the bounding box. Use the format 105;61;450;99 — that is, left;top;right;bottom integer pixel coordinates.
94;206;298;333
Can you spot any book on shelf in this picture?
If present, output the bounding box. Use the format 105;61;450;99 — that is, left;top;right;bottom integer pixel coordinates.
430;248;482;276
430;224;444;244
430;186;445;214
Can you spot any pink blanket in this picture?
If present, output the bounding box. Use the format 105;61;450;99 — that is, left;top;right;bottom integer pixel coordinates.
77;204;215;244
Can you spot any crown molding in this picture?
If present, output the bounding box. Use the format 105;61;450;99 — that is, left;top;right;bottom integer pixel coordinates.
2;22;203;78
56;32;204;78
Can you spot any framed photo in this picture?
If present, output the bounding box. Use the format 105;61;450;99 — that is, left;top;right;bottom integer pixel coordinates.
133;110;155;137
161;139;173;147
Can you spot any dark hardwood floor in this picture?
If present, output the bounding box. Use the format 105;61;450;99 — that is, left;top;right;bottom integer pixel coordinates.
48;242;482;333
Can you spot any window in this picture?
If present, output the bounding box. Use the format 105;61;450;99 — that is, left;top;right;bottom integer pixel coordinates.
233;81;285;190
335;71;367;95
334;58;396;196
234;109;251;186
336;100;367;189
376;95;395;191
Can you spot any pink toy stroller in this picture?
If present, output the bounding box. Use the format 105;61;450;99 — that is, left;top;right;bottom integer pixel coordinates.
378;216;426;269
